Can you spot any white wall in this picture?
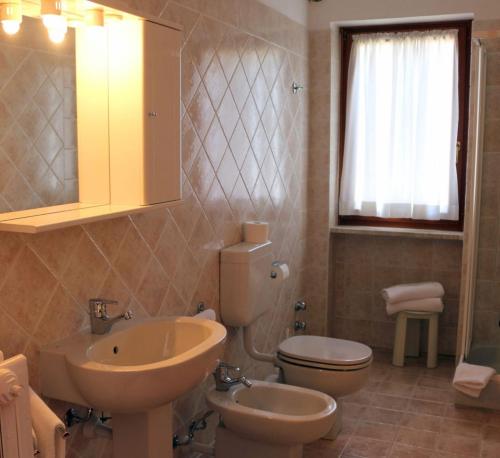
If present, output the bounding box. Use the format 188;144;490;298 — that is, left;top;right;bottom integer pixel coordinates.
257;0;308;26
309;0;500;29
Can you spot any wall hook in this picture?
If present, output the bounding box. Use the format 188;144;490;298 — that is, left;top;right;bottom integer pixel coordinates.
292;82;304;94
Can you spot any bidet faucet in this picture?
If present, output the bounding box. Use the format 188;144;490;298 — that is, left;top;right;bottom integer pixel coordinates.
89;298;133;335
214;362;252;391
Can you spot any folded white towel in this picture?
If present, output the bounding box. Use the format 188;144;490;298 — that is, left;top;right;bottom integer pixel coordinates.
453;362;496;398
381;282;444;304
386;298;444;316
29;388;66;458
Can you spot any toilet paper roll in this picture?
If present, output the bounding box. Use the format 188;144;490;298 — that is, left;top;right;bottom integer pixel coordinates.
243;221;269;243
193;308;216;321
271;262;290;282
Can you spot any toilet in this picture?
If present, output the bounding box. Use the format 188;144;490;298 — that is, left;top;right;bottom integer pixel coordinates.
207;380;336;458
277;335;372;397
220;240;373;437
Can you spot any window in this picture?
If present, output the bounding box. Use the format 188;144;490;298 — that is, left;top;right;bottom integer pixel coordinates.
338;21;471;231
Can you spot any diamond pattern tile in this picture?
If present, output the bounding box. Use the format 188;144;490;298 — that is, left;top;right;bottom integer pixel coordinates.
187;83;216;139
229;62;251;112
217;149;239;198
229;120;250;169
204;55;228;110
203;116;228;170
217;88;239;139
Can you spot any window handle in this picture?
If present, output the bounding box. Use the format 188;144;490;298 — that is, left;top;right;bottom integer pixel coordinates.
456;141;461;167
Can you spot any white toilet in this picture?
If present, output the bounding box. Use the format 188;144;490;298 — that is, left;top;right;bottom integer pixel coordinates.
220;240;373;437
277;335;372;397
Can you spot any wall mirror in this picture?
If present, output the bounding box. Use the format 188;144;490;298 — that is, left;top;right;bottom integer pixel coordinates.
0;0;181;233
0;11;78;216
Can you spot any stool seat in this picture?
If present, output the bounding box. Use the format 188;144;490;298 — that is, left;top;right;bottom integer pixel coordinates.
392;310;439;368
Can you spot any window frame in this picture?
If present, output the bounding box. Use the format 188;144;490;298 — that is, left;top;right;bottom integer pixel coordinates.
338;20;472;232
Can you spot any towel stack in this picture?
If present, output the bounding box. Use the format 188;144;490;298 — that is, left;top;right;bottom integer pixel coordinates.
453;362;495;398
381;282;445;316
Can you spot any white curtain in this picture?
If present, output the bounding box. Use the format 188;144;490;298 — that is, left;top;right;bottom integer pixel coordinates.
339;30;460;221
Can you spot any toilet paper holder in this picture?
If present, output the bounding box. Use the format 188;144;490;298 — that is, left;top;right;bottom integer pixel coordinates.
270;261;289;281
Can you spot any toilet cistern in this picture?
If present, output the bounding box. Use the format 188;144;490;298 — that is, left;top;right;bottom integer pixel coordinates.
214;362;253;391
88;298;133;335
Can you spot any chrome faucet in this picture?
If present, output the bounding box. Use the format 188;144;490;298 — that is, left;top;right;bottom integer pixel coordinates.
89;298;133;335
214;362;252;391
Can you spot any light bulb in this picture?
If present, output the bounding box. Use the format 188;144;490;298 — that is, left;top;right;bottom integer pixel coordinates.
2;18;20;34
0;2;22;35
48;26;66;43
43;14;67;43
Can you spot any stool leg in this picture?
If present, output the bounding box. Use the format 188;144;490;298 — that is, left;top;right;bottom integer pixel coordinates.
427;314;439;369
393;313;407;367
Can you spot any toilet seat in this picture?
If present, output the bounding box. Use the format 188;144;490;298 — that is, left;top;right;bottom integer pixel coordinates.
277;353;372;371
277;336;372;371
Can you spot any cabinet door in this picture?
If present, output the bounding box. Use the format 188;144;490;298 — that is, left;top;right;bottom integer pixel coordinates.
143;21;181;204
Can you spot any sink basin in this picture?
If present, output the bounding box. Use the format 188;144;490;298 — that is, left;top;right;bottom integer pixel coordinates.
41;316;227;412
41;316;226;458
70;317;226;412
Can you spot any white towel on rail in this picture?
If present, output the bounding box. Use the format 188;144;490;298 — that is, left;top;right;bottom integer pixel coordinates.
29;388;66;458
386;298;444;316
452;362;496;398
381;282;444;304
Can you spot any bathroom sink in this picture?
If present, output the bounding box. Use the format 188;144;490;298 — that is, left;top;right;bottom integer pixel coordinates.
41;316;227;413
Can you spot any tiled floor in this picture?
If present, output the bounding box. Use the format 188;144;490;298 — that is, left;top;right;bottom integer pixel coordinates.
304;350;500;458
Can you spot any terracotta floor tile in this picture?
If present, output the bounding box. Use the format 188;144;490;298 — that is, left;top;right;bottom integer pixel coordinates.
480;440;500;458
400;412;443;432
481;424;500;443
360;406;404;425
343;436;393;458
371;393;410;411
440;418;483;438
407;399;449;417
395;426;438;449
354;421;399;442
445;404;492;423
376;382;415;397
390;443;434;458
418;376;452;390
413;386;454;403
435;433;481;457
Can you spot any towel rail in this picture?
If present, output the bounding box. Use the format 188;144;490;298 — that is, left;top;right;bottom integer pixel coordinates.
0;352;34;458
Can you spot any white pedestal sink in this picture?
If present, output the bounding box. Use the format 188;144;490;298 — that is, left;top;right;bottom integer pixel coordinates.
40;316;226;458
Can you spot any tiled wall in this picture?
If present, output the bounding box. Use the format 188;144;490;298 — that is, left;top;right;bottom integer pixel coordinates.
0;1;311;456
303;28;332;336
330;234;463;355
473;36;500;346
0;17;77;212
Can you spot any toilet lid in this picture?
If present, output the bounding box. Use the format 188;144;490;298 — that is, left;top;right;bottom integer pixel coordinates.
278;336;372;366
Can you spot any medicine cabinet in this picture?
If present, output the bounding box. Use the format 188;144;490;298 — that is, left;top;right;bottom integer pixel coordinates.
0;0;181;233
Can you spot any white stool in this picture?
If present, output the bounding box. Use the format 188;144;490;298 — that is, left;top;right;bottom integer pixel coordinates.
392;311;439;368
